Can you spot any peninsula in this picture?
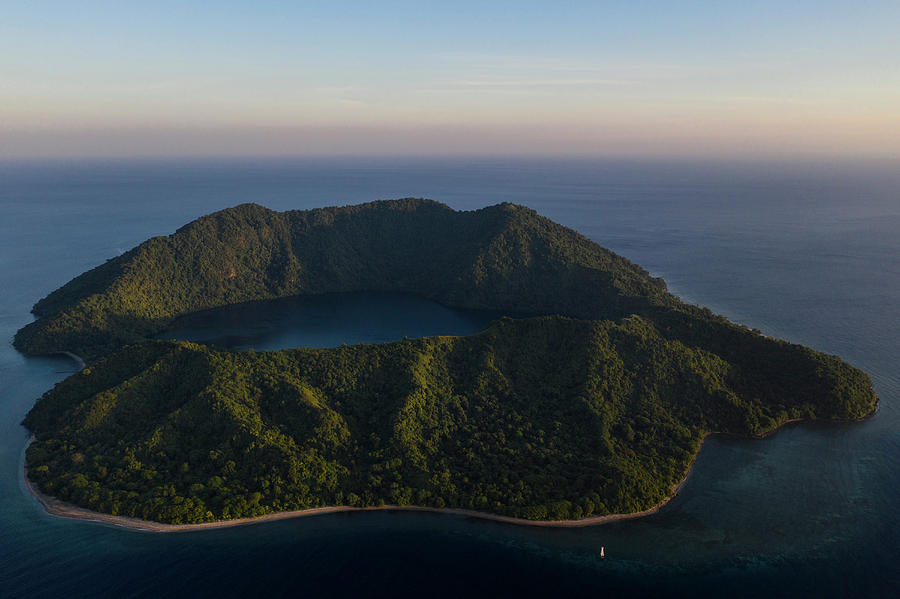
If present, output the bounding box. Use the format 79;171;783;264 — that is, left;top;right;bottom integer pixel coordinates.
17;200;877;525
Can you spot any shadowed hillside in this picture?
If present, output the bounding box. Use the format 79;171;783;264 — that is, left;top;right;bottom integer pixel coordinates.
18;200;877;524
15;200;667;360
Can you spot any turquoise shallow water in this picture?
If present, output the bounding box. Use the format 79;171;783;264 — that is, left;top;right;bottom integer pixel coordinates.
1;157;899;597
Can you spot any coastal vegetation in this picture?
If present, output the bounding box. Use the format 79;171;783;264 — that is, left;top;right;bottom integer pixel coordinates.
24;316;875;524
18;200;877;524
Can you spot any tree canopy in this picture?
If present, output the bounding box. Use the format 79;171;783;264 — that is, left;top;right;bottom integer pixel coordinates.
19;200;877;524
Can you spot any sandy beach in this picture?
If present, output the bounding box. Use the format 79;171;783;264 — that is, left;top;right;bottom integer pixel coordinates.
20;347;697;532
24;473;684;533
23;398;878;534
23;435;702;533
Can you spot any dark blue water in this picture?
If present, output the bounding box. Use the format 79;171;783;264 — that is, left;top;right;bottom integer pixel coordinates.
156;292;501;351
2;157;899;597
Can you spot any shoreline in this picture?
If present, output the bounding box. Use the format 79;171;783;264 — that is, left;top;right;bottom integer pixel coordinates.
23;437;701;533
23;450;690;532
56;351;86;371
23;404;878;533
25;478;676;533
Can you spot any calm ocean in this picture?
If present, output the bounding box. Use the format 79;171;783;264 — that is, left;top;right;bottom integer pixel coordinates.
1;157;898;597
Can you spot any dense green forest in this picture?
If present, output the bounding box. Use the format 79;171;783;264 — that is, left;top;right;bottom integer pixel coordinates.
14;200;668;360
18;199;877;523
24;316;875;524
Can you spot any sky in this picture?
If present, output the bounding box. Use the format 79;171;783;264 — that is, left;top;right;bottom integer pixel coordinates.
1;1;899;159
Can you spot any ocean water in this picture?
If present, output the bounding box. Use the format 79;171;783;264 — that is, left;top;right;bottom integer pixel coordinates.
1;157;899;597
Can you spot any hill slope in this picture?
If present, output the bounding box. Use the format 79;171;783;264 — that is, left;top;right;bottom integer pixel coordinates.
24;316;875;525
17;200;877;524
14;200;667;360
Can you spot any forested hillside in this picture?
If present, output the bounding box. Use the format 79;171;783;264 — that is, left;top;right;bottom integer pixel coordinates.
14;200;667;360
18;200;877;524
24;316;876;525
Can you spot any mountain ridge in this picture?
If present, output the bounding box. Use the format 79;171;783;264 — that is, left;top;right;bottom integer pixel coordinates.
16;199;667;359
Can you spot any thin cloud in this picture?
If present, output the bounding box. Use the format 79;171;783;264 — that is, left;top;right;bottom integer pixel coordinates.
456;78;633;88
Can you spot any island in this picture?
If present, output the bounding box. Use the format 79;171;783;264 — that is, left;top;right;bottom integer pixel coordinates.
16;199;877;526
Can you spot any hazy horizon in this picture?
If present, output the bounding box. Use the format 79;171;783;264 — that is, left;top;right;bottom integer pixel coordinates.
2;1;899;160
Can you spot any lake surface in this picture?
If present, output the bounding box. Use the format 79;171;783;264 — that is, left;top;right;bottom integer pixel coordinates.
156;292;502;351
1;157;899;597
